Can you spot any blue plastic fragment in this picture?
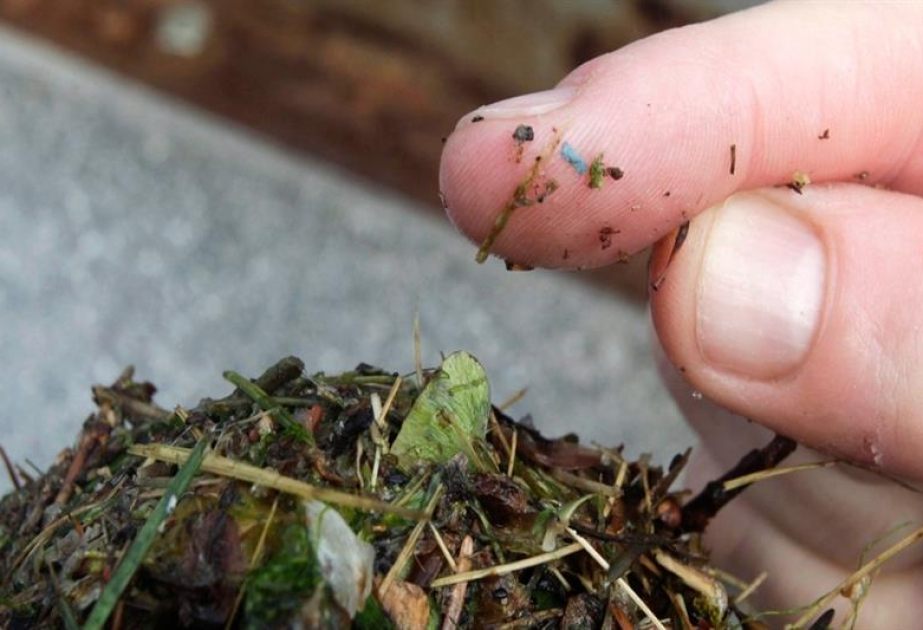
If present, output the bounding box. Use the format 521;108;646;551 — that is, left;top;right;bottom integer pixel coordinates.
560;142;587;175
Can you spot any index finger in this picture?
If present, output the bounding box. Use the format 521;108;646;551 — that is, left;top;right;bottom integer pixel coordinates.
439;1;923;269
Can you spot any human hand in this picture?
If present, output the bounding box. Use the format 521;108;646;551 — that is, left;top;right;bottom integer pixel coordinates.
439;1;923;625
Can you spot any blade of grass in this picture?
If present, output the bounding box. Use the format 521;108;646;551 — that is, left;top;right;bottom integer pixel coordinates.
722;460;837;492
787;523;923;629
83;438;208;630
223;370;313;445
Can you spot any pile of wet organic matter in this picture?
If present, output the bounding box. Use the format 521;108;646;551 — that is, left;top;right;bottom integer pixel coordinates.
0;353;842;629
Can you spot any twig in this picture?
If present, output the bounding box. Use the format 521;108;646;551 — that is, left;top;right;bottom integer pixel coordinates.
489;410;513;458
83;438;208;630
413;311;424;389
552;469;621;498
550;567;571;591
54;428;102;506
786;523;923;629
0;444;21;491
381;484;444;594
429;522;458;572
431;543;583;588
653;549;727;618
498;388;528;411
734;571;767;606
723;460;837;492
507;429;518;477
370;377;402;491
378;375;403;428
440;535;474;630
682;434;797;532
494;609;563;629
565;527;667;630
93;386;171;422
128;444;424;519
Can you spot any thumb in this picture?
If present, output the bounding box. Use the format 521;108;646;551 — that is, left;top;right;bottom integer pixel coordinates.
649;184;923;480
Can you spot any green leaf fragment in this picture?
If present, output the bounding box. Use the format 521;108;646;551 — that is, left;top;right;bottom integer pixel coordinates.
391;352;490;468
588;153;606;189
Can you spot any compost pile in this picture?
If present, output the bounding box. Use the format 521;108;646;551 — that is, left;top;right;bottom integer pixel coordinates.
0;353;798;629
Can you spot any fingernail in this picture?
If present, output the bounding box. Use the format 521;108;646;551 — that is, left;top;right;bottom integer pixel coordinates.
456;87;577;130
697;194;826;379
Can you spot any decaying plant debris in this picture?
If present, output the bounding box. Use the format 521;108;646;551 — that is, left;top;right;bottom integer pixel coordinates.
0;353;865;629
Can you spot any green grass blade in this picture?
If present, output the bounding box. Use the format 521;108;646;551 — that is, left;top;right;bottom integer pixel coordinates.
224;370;314;445
82;438;208;630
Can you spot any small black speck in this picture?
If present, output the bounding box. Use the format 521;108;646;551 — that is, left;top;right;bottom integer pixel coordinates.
818;129;830;140
471;115;484;123
440;137;447;144
663;191;671;197
607;167;624;180
512;124;535;144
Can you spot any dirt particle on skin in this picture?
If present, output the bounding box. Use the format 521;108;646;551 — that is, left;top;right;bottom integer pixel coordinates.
536;180;559;203
471;115;484;123
512;125;535;163
729;143;737;175
616;250;630;263
607;167;624;180
512;125;534;144
598;226;619;250
787;170;811;194
504;260;534;272
663;191;671;197
440;136;447;144
562;248;570;260
818;128;830;140
650;221;690;291
854;170;870;180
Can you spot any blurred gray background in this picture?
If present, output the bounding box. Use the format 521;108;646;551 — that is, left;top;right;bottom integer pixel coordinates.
0;27;695;492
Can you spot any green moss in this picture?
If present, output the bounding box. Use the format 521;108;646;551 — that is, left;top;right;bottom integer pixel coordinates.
352;595;396;630
243;524;321;629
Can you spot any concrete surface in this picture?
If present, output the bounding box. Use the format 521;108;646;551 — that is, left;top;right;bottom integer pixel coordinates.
0;27;691;493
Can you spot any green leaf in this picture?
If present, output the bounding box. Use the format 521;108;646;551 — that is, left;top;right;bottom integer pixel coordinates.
391;352;490;468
